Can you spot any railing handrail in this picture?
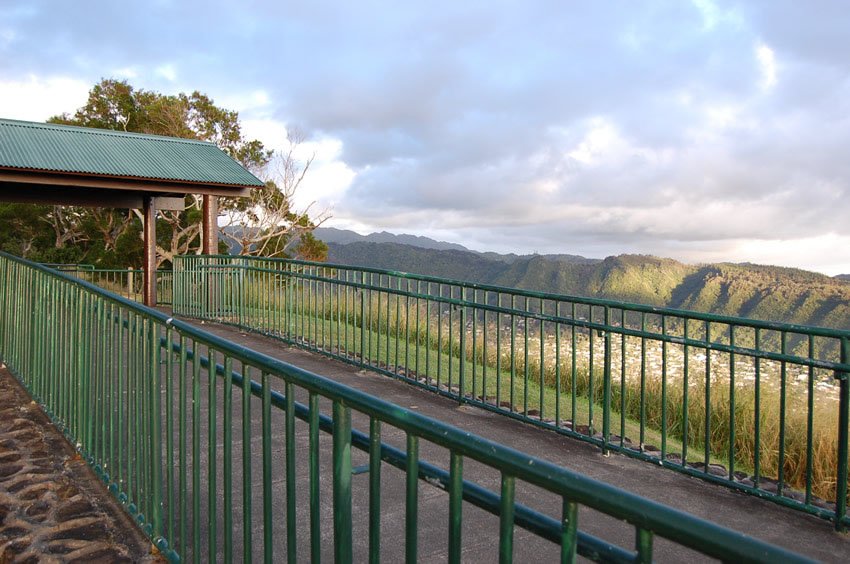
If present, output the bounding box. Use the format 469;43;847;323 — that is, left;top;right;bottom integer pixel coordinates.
182;254;850;340
1;251;816;562
183;260;850;373
45;266;173;274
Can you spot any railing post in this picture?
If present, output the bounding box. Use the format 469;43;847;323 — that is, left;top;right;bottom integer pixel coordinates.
602;306;611;454
459;292;466;405
360;289;366;368
149;318;164;542
333;401;353;563
287;267;295;341
836;338;849;532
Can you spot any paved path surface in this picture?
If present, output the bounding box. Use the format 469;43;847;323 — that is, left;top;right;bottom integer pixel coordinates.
183;319;850;563
0;365;159;563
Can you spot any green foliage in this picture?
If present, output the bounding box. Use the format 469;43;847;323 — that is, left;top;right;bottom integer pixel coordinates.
0;204;53;259
292;232;328;262
50;79;271;170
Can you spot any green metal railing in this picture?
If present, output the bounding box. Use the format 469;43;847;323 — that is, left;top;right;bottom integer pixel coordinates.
173;255;850;531
0;253;818;561
49;266;174;305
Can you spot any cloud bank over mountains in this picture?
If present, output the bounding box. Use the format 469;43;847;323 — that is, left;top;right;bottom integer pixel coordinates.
2;1;849;273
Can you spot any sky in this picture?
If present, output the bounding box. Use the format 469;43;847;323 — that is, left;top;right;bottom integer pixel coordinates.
2;1;849;274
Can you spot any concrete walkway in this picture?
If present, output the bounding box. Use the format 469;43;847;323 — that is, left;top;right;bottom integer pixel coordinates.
180;318;849;563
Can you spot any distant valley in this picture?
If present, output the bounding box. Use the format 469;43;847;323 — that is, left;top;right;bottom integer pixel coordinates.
315;228;850;331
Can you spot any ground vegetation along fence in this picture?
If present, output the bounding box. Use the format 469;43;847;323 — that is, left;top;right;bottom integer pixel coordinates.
0;253;818;561
173;255;850;531
44;265;173;305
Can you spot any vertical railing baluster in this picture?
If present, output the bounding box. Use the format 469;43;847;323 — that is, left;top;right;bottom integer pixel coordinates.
754;328;761;489
333;401;353;564
835;338;849;531
571;303;577;427
636;528;653;563
262;371;273;564
242;366;253;563
640;314;647;449
165;327;174;547
472;290;478;401
510;296;516;412
496;295;501;408
540;298;545;419
369;417;382;564
682;318;689;464
661;315;667;459
729;325;736;481
310;393;321;563
192;341;202;564
499;474;515;564
223;356;233;563
459;292;466;404
208;347;218;560
448;452;463;564
779;332;787;495
286;382;297;563
150;317;164;542
704;321;712;471
560;499;578;564
603;306;611;450
589;306;595;435
360;289;366;368
179;334;188;556
620;310;627;448
555;303;561;427
806;334;815;505
523;297;529;416
406;433;419;564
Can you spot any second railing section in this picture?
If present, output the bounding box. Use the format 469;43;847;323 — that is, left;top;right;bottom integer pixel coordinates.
173;254;850;531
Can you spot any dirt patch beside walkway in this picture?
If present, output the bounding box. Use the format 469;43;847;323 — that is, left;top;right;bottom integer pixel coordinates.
0;365;159;563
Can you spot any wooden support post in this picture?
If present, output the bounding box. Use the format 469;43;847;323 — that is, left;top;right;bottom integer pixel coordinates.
202;194;219;314
202;194;218;255
143;195;157;307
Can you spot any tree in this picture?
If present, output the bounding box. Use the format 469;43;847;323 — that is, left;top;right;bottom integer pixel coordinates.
33;78;328;267
0;204;54;259
220;129;330;258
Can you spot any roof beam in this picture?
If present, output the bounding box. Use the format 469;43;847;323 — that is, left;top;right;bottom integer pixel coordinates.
0;182;185;210
0;169;252;198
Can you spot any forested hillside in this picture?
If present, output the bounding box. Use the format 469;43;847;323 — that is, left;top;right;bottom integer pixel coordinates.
325;241;850;330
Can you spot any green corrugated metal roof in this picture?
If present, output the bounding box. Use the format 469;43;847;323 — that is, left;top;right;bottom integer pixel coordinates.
0;118;265;187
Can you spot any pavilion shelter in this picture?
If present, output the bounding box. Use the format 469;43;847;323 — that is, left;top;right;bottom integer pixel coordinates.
0;118;263;306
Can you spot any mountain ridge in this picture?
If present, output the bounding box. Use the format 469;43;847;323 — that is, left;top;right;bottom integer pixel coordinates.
321;237;850;331
314;227;471;252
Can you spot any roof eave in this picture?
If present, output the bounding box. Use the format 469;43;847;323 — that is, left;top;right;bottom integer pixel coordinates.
0;167;256;198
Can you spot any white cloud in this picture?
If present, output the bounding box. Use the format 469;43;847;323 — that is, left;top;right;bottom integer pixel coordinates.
155;63;177;82
755;42;777;91
240;117;288;145
0;75;90;121
240;117;355;216
219;90;273;116
113;66;139;79
729;234;850;275
567;118;623;166
691;0;743;32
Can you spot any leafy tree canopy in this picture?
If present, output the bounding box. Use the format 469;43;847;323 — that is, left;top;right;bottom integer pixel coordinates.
50;79;271;170
0;78;327;266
